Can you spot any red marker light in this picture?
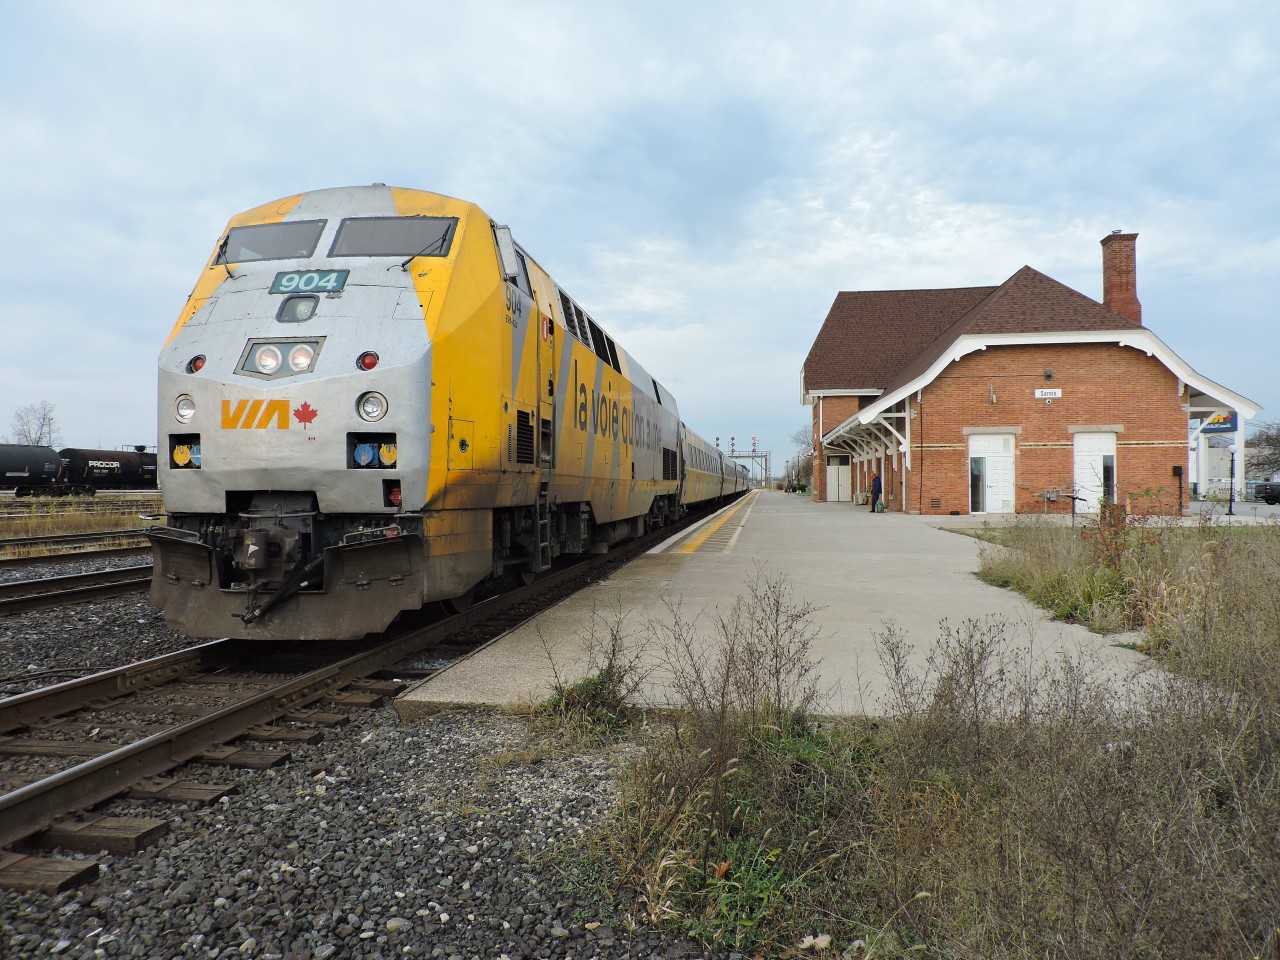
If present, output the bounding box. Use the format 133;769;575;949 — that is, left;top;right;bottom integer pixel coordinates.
187;355;206;373
389;486;402;507
358;351;379;371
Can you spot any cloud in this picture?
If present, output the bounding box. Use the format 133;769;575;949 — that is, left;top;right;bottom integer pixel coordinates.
0;0;1276;463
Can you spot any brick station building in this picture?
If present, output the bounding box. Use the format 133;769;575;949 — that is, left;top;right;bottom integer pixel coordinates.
802;233;1258;516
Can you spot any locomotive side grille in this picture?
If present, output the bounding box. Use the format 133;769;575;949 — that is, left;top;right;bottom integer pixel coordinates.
662;447;677;481
516;411;536;464
559;290;583;341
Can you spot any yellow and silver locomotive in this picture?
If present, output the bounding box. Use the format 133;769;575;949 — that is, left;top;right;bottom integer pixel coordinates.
151;185;747;639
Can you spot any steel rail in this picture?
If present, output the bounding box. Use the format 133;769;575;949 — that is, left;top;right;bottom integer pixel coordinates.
0;545;152;571
0;641;230;735
0;565;153;615
0;530;148;549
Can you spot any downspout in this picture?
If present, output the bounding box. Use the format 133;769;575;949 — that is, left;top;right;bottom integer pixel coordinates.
901;400;909;511
818;396;824;501
916;390;924;514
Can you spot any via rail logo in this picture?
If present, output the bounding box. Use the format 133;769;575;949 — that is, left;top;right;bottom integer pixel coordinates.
221;399;317;430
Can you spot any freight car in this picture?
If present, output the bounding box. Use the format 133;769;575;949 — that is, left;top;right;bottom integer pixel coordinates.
0;444;157;496
0;444;62;496
56;446;158;494
150;185;748;640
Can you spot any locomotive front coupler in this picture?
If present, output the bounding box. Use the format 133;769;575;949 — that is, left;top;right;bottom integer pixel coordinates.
236;554;326;625
231;497;317;590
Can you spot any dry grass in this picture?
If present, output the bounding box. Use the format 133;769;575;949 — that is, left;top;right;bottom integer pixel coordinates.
0;495;157;559
0;495;160;538
567;544;1280;958
976;505;1280;646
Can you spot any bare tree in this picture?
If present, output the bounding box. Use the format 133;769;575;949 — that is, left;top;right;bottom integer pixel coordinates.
6;401;62;448
1248;420;1280;479
788;424;814;484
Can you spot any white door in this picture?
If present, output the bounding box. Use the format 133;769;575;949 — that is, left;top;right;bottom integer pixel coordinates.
1074;432;1116;512
968;434;1015;513
825;455;851;502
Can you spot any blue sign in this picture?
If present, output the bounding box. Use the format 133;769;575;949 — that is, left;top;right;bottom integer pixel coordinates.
1201;412;1238;434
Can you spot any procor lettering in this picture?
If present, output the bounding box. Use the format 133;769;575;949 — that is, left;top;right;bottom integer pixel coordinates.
222;399;290;429
572;360;655;450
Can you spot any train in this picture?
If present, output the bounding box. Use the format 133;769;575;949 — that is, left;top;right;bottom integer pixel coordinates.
0;444;157;496
149;185;748;641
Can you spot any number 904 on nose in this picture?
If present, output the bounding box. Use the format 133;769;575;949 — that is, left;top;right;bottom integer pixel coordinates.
270;270;349;294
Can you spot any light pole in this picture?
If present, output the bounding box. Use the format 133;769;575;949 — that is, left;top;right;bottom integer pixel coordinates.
1228;442;1238;517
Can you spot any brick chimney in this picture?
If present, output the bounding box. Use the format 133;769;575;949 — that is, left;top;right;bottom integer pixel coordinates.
1100;231;1141;325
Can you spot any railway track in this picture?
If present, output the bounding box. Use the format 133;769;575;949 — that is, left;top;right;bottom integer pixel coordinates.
0;497;162;522
0;564;154;615
0;543;152;571
0;529;152;569
0;501;723;892
0;529;149;551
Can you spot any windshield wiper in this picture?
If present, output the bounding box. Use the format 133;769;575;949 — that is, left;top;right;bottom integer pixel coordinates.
397;229;452;271
215;237;239;279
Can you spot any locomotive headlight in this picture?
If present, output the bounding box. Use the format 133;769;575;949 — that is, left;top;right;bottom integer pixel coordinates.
288;343;315;372
253;344;283;375
175;395;196;423
277;295;318;323
357;391;388;422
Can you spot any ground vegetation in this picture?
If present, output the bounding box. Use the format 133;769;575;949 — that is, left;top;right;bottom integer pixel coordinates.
538;525;1280;958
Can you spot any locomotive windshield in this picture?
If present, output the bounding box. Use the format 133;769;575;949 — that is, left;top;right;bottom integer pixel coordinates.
217;220;326;263
328;216;457;257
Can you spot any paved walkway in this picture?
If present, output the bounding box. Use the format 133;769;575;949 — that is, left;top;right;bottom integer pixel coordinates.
396;491;1149;719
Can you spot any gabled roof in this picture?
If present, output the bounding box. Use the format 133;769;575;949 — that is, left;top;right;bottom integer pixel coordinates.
803;286;994;394
802;265;1151;400
878;266;1141;396
808;261;1260;451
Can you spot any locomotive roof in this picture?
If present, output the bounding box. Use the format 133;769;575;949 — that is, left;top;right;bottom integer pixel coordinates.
228;185;478;224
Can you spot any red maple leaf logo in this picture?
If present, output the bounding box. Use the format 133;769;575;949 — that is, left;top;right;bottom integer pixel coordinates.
293;402;318;429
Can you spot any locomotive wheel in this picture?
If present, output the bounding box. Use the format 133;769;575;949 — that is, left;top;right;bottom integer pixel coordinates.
440;587;476;615
519;569;537;586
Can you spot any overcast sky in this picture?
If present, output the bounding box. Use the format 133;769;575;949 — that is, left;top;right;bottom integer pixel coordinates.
1;1;1275;471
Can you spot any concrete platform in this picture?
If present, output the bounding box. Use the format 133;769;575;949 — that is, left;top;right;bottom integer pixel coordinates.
396;491;1148;718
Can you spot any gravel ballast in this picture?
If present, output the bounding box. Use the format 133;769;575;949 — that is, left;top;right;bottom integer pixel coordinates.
0;598;716;959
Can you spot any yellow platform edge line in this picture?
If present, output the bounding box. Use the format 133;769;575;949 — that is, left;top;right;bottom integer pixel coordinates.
673;490;758;554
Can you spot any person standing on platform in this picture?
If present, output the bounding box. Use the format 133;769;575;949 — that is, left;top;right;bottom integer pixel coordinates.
870;470;882;513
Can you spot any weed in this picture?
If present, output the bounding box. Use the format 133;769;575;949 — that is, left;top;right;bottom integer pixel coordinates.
531;599;656;746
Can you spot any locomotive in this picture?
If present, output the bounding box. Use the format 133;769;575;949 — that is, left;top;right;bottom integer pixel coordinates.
150;185;747;640
0;444;157;496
